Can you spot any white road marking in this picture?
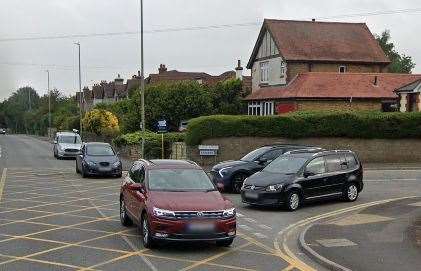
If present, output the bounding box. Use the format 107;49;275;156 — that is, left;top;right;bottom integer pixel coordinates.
243;217;256;223
408;201;421;207
365;179;418;182
236;212;244;217
253;232;267;239
316;238;357;247
258;224;272;230
0;168;7;201
238;224;252;231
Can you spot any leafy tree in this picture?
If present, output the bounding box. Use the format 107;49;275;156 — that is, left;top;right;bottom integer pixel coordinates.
376;30;416;73
83;109;119;136
209;78;247;115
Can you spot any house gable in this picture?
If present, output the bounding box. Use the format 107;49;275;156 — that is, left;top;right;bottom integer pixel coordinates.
255;30;280;61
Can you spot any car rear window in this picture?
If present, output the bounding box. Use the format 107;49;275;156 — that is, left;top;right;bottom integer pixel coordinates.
345;153;358;169
325;154;342;172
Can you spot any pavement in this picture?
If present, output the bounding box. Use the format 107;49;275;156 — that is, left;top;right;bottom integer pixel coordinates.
1;134;421;271
301;197;421;271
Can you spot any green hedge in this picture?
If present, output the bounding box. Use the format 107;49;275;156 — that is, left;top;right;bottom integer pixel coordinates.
185;111;421;146
113;131;185;159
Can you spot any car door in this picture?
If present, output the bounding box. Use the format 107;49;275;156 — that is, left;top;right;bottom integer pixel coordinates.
131;165;147;218
124;163;140;217
301;157;328;199
324;154;348;195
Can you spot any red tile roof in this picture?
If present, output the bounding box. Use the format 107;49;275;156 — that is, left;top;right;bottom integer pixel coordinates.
247;19;390;68
245;73;421;101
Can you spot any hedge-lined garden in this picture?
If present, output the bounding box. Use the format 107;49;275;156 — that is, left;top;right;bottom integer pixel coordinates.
185;111;421;146
113;131;185;159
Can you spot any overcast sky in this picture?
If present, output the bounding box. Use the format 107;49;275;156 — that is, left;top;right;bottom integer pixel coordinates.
0;0;420;100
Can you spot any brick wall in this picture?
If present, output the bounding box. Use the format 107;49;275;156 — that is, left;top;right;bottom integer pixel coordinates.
286;62;385;84
188;137;421;166
296;100;381;111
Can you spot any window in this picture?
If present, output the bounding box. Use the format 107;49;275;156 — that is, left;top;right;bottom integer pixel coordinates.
280;61;286;77
248;101;262;116
260;62;269;83
129;163;145;184
306;157;326;175
259;149;284;163
345;153;358;169
325;155;342;172
263;101;274;116
339;66;347;73
148;169;214;191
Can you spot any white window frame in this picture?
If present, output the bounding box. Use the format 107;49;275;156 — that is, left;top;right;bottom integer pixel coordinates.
280;61;286;78
260;61;269;83
248;101;262;116
339;65;347;73
263;101;274;116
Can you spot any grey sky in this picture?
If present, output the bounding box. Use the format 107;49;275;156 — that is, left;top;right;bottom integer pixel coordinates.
0;0;420;100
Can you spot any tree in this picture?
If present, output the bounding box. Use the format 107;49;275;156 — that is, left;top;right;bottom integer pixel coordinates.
376;30;416;73
210;78;247;115
83;109;119;136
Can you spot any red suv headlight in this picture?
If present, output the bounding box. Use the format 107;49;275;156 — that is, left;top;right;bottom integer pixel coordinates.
153;207;176;219
222;208;236;219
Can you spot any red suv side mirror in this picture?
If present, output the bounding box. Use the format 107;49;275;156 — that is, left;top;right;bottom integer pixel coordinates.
129;183;144;192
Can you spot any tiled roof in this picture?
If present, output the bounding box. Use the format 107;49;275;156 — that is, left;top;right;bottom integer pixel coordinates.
395;79;421;93
147;70;239;86
247;19;390;68
92;84;104;99
103;82;115;98
245;73;421;101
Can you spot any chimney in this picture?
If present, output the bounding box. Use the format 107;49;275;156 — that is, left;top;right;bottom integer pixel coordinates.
115;74;124;85
158;64;167;74
312;18;316;22
235;60;243;80
374;76;378;86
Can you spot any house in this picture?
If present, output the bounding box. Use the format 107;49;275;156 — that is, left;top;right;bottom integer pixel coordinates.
146;61;252;94
247;19;390;90
245;73;421;114
395;79;421;112
244;19;402;115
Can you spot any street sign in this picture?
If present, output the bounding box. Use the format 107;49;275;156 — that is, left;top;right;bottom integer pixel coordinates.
157;120;168;133
198;145;219;156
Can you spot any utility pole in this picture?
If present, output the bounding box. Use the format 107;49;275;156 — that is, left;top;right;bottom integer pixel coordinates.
140;0;146;158
74;42;83;139
46;70;51;138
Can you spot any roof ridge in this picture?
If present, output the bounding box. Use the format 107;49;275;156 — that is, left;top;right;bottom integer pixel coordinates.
264;18;365;25
298;72;421;76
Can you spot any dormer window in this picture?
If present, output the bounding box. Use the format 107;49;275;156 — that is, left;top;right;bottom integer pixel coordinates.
280;61;286;78
339;65;347;73
260;61;269;83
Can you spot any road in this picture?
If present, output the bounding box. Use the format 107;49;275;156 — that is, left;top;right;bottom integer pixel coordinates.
0;134;421;271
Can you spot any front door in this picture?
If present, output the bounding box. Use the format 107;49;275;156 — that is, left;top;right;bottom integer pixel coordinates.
131;166;146;218
301;157;328;199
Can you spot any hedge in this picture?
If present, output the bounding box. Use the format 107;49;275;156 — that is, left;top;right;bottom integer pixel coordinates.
113;131;185;159
185;111;421;146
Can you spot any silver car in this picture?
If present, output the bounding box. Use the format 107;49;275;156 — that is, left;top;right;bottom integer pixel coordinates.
53;132;82;159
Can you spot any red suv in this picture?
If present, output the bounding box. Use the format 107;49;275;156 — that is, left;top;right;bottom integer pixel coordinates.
119;159;236;248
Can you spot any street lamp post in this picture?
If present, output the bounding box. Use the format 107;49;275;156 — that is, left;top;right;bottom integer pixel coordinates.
46;70;51;138
140;0;146;158
74;42;83;139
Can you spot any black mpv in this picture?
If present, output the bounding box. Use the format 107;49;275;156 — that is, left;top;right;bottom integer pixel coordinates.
210;145;320;193
241;150;363;211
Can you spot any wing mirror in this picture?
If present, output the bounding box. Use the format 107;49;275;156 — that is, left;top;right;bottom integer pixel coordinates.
303;170;316;178
128;183;144;192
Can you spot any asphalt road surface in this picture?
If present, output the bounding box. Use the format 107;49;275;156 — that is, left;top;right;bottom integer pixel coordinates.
0;134;421;271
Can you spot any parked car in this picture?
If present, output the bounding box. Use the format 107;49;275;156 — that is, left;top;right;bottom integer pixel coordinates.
76;142;122;178
119;159;236;248
53;131;82;159
0;128;6;135
241;150;363;211
178;120;189;132
210;145;322;193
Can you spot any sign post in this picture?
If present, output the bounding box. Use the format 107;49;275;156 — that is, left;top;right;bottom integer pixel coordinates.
157;120;168;159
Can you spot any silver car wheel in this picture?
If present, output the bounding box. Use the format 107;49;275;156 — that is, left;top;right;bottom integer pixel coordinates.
290;193;300;210
348;185;358;201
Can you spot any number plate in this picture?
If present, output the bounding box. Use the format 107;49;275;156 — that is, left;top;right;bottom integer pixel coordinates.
187;222;215;233
244;191;259;199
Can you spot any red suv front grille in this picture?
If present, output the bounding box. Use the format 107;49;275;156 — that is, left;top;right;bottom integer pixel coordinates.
174;211;224;219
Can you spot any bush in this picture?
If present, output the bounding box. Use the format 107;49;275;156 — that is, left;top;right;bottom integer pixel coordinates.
113;131;185;159
83;109;119;136
185;111;421;146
